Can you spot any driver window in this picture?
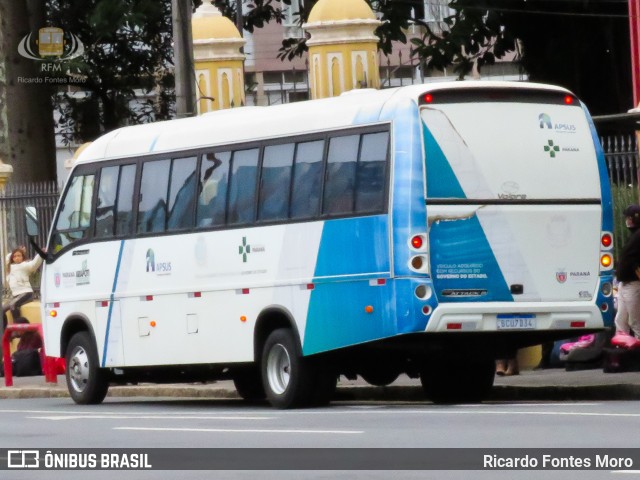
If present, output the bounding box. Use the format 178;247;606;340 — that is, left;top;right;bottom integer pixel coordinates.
51;173;95;252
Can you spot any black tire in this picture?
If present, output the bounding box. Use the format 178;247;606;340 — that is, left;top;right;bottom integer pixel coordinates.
232;365;266;401
420;356;495;404
261;328;317;409
65;331;109;405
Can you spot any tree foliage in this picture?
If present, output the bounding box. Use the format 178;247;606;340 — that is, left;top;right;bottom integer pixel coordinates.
410;0;632;114
48;0;174;144
213;0;631;114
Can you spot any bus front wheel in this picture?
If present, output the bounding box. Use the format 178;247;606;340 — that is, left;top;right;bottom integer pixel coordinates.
261;328;321;409
65;332;109;405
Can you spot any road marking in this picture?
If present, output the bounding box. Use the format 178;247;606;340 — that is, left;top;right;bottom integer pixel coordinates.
114;427;363;434
28;415;270;421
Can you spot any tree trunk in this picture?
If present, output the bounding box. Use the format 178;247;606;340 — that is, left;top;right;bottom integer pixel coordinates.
0;0;57;183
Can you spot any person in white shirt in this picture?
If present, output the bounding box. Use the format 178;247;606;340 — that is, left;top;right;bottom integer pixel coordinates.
3;246;43;329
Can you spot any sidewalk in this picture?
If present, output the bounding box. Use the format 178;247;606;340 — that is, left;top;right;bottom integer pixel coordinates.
1;368;639;401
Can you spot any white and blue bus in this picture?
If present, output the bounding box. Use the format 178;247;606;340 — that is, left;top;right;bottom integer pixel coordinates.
30;82;615;407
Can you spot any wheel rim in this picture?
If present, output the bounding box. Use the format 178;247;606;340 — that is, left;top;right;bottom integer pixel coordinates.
266;343;291;395
68;346;90;393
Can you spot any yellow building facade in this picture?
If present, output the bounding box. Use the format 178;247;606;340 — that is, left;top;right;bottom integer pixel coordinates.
303;0;381;99
192;3;246;113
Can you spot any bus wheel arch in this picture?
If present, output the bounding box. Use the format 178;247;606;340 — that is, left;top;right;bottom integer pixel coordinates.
60;315;97;360
253;307;301;363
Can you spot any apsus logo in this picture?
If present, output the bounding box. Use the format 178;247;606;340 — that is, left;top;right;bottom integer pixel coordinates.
146;248;172;274
539;113;553;129
539;113;576;133
556;271;567;283
146;249;155;272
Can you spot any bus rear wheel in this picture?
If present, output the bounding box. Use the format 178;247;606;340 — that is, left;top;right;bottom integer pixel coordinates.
65;331;109;405
261;328;334;409
419;356;495;404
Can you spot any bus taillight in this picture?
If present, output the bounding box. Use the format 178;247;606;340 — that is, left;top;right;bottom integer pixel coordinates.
601;232;613;249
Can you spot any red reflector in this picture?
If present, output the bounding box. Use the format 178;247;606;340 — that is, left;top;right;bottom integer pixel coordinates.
146;295;153;301
242;288;250;295
447;323;462;330
307;284;315;290
570;321;586;328
101;301;109;307
411;235;423;249
564;95;574;105
601;234;612;248
194;292;202;298
424;93;433;103
53;302;60;308
377;278;386;285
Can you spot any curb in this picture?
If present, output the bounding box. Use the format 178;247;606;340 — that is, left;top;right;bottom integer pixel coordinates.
1;384;639;402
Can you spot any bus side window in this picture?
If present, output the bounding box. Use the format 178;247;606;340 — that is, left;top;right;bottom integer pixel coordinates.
290;139;324;219
227;148;259;225
137;159;170;234
259;143;294;222
355;132;389;213
51;173;95;252
196;151;230;228
167;156;197;231
323;135;359;215
115;164;136;235
94;166;119;238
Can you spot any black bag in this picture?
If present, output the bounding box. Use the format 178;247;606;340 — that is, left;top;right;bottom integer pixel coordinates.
603;347;640;373
12;349;42;377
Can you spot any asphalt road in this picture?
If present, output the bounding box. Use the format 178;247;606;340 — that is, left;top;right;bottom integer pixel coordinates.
0;397;639;479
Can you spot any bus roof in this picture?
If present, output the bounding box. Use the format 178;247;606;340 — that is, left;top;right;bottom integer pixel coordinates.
75;81;572;164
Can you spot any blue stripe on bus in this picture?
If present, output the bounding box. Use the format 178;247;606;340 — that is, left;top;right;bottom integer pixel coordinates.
149;135;160;152
302;278;396;355
428;214;512;302
582;101;614;234
386;99;429;279
422;122;466;199
304;216;391;354
312;216;390;279
101;240;125;367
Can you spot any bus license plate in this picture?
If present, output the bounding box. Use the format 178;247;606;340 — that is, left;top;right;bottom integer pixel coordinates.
496;316;536;330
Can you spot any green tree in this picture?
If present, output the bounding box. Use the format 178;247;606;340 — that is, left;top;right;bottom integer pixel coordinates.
0;0;57;182
213;0;632;115
48;0;175;144
411;0;632;114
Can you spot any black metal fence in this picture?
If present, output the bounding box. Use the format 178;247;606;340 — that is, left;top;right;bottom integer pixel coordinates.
0;182;60;296
601;133;639;255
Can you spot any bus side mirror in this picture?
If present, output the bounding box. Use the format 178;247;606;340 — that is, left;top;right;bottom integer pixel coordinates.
25;206;40;237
